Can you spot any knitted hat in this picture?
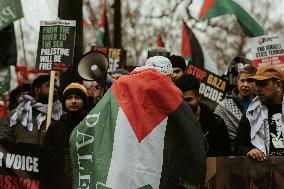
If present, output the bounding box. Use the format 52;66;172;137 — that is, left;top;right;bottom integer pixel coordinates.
144;56;173;76
62;83;88;110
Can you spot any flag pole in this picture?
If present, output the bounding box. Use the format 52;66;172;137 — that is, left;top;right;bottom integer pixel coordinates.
19;20;28;67
46;71;56;131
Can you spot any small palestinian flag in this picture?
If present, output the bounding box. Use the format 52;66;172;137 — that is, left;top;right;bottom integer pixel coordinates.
181;21;220;74
182;21;204;69
97;0;111;47
70;68;207;189
199;0;264;37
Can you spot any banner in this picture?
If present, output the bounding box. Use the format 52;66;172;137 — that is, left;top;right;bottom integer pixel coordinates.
0;140;68;189
0;0;23;31
35;20;76;71
187;64;227;104
251;35;284;69
91;46;127;72
206;156;284;189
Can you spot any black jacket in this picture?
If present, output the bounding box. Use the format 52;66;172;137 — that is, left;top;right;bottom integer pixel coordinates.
44;112;85;147
235;116;254;155
199;103;231;156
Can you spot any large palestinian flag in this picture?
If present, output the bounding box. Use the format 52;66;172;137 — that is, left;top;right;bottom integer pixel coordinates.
199;0;264;37
70;68;207;189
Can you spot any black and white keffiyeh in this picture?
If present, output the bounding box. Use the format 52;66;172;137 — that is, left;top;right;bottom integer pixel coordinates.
10;94;62;131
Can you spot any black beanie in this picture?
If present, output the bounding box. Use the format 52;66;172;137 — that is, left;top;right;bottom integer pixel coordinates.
61;83;88;110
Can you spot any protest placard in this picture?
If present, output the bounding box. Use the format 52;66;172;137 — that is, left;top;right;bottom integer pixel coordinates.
187;64;227;104
0;0;23;30
251;35;284;69
35;20;76;71
0;140;68;189
91;46;127;72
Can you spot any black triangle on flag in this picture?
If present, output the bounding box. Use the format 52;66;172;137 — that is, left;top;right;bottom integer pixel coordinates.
182;21;204;69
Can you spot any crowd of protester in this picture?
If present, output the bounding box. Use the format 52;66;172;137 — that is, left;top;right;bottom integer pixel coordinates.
0;54;283;187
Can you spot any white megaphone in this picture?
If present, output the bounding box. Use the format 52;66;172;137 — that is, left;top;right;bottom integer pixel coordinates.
77;51;114;87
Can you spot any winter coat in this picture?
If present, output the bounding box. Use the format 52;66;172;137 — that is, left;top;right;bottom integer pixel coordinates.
199;103;231;157
44;112;86;148
0;109;49;145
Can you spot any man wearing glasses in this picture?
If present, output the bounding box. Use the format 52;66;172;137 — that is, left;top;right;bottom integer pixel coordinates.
236;65;284;161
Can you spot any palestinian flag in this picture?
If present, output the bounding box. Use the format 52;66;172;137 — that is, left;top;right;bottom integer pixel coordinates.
0;0;23;30
199;0;264;37
182;21;220;74
97;0;111;47
70;69;207;189
182;21;204;69
156;33;165;48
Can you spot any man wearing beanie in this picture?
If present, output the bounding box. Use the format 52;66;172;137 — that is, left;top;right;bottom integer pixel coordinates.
44;83;88;189
44;83;89;147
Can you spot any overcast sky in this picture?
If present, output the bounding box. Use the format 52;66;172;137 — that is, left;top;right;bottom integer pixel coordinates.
15;0;284;70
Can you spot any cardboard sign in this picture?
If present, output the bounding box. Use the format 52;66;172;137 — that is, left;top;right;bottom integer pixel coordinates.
0;0;23;30
35;20;76;71
187;64;227;104
0;140;68;189
91;46;127;73
251;35;284;68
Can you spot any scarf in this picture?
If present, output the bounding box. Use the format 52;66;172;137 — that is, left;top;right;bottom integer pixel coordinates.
10;94;62;131
247;96;284;155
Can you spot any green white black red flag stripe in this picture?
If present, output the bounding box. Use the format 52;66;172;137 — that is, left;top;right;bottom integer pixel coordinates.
70;69;207;189
182;21;204;68
199;0;264;37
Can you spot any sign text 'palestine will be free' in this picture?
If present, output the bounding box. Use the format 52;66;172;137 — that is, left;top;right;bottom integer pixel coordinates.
36;20;76;71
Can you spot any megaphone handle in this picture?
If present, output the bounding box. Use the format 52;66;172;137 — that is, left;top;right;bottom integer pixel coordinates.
106;73;115;87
